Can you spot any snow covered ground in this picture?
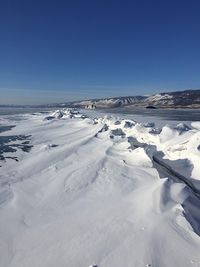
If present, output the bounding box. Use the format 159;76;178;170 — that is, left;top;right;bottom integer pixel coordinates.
0;108;200;267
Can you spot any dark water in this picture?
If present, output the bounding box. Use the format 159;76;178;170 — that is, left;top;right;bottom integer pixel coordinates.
0;109;36;166
0;125;16;133
0;134;33;166
0;107;54;165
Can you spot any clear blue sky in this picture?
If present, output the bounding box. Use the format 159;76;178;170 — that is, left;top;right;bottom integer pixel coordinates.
0;0;200;104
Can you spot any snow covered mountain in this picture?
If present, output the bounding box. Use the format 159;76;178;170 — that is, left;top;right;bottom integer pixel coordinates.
70;90;200;109
71;96;146;108
139;90;200;108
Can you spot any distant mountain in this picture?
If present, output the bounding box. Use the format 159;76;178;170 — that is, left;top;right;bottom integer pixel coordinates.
71;96;146;108
137;89;200;108
3;89;198;109
70;90;200;109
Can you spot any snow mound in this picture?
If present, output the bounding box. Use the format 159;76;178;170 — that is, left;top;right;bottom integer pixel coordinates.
88;111;200;182
45;108;87;120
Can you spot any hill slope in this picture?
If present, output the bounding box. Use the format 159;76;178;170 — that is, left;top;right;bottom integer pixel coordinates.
139;90;200;108
71;96;146;108
70;90;200;109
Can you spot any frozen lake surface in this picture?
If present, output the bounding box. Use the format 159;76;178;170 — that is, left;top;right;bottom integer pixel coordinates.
83;107;200;128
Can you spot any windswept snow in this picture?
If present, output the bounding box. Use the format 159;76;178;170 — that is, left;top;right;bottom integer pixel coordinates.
0;108;200;267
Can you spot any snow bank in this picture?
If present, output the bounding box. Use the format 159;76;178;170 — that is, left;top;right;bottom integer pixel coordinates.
93;115;200;182
45;108;87;120
0;109;200;267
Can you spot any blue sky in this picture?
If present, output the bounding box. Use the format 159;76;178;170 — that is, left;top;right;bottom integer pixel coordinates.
0;0;200;104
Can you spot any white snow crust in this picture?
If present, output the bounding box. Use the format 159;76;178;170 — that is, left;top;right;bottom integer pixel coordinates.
0;108;200;267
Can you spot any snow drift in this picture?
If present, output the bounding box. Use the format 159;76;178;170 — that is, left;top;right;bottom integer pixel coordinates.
0;108;200;267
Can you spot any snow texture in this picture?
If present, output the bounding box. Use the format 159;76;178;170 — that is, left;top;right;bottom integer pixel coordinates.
0;108;200;267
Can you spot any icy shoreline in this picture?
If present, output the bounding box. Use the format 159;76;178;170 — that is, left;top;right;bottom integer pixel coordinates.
0;108;200;267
